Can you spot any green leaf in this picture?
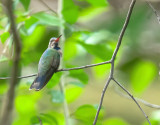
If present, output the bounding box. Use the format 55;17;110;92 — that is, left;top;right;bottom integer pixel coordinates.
32;12;61;26
19;26;28;36
62;0;79;24
50;90;64;103
0;32;10;44
69;69;88;84
86;0;108;7
25;17;38;29
20;0;30;10
79;7;107;22
39;114;58;125
24;16;38;35
78;42;113;61
131;60;157;94
103;118;129;125
65;84;83;103
74;104;104;122
21;25;46;65
30;116;40;125
16;13;28;23
39;112;65;125
85;30;113;44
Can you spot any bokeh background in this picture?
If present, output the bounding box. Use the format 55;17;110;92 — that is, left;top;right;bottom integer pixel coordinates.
0;0;160;125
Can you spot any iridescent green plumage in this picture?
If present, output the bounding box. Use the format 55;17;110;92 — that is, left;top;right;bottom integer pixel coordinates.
38;48;60;75
30;36;62;91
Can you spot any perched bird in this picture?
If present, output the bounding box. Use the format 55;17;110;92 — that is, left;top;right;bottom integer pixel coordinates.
30;35;62;91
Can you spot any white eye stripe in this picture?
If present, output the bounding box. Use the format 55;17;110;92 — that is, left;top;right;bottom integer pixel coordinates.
51;42;55;46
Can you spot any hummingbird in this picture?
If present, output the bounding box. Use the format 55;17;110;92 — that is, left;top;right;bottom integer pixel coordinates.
29;35;62;91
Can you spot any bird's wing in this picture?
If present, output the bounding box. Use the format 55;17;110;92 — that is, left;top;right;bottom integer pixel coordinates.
30;48;60;91
38;48;60;75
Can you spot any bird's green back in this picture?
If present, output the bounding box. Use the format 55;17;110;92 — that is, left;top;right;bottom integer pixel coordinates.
38;48;60;76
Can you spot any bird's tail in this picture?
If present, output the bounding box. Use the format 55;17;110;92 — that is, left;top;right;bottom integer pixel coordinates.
29;73;54;91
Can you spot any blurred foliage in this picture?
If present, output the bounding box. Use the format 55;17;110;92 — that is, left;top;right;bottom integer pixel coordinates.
0;31;10;44
73;104;104;124
62;0;79;24
130;60;157;94
142;110;160;125
103;117;129;125
0;0;159;125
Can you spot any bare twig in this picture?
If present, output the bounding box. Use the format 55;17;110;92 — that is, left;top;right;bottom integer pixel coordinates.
93;76;112;125
111;0;136;62
58;0;70;124
0;73;37;79
112;78;151;125
58;61;111;72
38;117;43;125
0;0;22;125
59;81;70;125
0;60;111;79
39;0;57;14
93;0;138;124
147;1;160;24
115;87;160;109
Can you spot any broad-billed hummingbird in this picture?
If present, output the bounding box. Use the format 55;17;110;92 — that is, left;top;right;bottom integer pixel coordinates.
30;35;62;91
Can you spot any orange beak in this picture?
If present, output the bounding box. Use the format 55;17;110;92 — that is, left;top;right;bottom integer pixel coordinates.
55;35;62;42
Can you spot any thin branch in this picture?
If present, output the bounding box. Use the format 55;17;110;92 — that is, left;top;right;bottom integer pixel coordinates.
57;60;111;72
59;81;70;125
0;0;22;125
111;0;136;62
0;73;37;79
39;0;57;15
38;117;43;125
147;1;160;24
93;77;112;125
0;60;111;79
58;0;70;124
93;0;137;124
112;78;151;125
115;87;160;109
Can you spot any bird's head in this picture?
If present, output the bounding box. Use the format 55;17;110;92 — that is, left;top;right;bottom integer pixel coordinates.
48;35;62;49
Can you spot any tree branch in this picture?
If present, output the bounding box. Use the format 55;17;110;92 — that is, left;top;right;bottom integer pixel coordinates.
93;0;138;125
0;73;37;79
58;0;70;124
58;60;111;72
93;77;112;125
38;117;43;125
115;87;160;109
0;60;111;79
0;0;22;125
112;78;151;125
39;0;57;14
147;1;160;24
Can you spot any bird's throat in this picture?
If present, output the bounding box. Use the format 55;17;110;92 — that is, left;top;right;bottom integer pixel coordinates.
54;44;60;50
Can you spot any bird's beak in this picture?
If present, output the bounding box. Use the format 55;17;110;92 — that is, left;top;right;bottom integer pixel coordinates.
55;35;62;43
